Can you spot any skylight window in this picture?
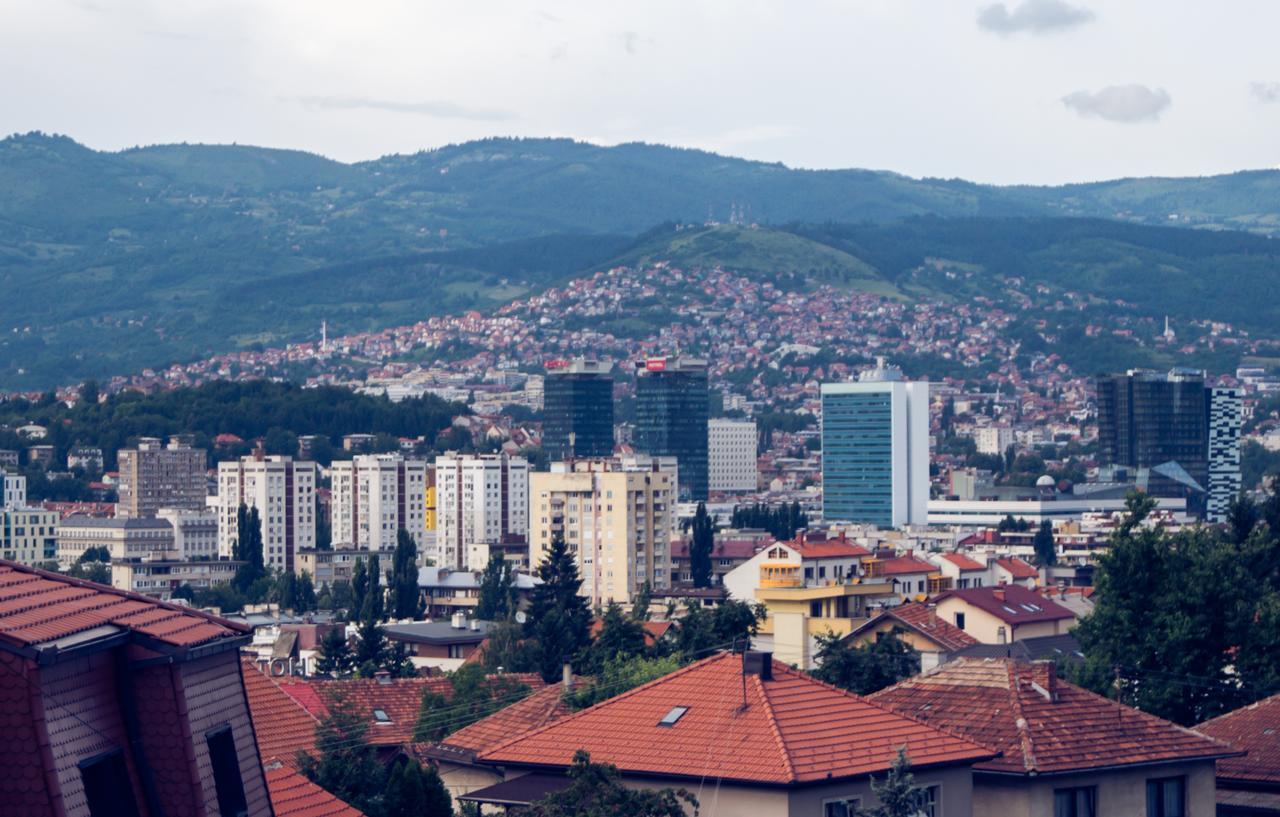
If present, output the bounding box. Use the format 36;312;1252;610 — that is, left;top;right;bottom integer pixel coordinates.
1002;605;1018;615
657;706;689;727
373;709;392;724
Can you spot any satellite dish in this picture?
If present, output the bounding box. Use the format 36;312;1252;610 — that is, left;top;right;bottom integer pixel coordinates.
515;611;527;624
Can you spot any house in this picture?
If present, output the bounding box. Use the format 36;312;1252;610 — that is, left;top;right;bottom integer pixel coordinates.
669;536;765;585
1195;692;1280;815
932;585;1076;644
842;602;979;670
264;762;367;817
863;553;952;600
589;616;674;649
469;651;996;816
417;565;538;619
721;536;868;603
871;658;1239;817
993;556;1040;587
383;617;491;670
0;559;272;817
931;551;990;589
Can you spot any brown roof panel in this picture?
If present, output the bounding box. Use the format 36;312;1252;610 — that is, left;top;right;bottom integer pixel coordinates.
1196;692;1280;785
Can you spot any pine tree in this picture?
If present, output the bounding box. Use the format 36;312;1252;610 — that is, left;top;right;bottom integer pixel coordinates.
233;504;266;594
354;615;387;676
366;551;384;622
383;759;452;817
526;533;591;683
690;502;714;588
296;570;317;612
475;553;518;620
585;601;647;674
388;529;422;620
857;747;922;817
1033;519;1056;567
630;581;652;621
351;556;369;619
277;570;299;611
297;695;382;813
316;626;354;677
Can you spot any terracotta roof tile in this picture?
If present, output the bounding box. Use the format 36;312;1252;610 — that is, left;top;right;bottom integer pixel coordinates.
1196;692;1280;785
932;585;1074;625
265;761;366;817
871;658;1238;775
479;652;993;784
437;680;578;757
871;556;937;576
848;604;978;652
242;662;320;764
995;558;1039;579
794;542;871;559
0;561;245;650
939;553;985;572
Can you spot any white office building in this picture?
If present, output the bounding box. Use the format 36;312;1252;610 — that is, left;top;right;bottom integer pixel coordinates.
1207;387;1242;523
434;453;529;570
156;507;219;561
330;454;429;552
216;453;317;573
708;418;758;493
821;359;929;528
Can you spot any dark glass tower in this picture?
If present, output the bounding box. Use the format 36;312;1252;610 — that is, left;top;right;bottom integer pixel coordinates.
1096;368;1208;498
542;359;615;461
634;356;709;501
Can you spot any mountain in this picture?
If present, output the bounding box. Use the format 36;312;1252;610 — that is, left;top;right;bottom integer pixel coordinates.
2;131;1279;389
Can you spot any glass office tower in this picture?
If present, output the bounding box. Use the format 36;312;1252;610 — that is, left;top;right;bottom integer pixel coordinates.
1096;368;1208;496
634;356;709;501
543;359;615;461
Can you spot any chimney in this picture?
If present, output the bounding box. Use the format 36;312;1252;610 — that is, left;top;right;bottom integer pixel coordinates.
451;612;466;629
469;619;479;631
562;661;573;692
993;589;1005;602
743;650;773;681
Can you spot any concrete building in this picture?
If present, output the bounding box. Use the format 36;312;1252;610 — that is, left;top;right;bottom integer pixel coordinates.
530;459;676;605
927;495;1188;526
329;454;429;552
1;471;26;509
0;506;58;566
634;355;709;501
294;547;367;587
821;359;929;528
216;453;317;572
156;507;219;560
434;453;529;570
111;558;241;601
542;358;615;461
974;426;1016;457
57;515;176;565
117;436;208;518
66;446;104;474
708;418;758;493
1207;387;1242;523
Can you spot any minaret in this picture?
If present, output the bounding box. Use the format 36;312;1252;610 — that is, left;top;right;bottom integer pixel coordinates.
321;319;328;352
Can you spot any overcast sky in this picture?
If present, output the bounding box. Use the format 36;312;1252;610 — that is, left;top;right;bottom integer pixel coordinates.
2;0;1278;185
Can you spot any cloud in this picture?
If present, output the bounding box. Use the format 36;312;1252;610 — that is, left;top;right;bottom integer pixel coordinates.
618;30;653;55
1251;82;1280;103
295;96;513;122
1061;85;1171;123
978;0;1095;34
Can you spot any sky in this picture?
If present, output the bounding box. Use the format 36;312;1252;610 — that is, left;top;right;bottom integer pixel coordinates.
1;0;1278;185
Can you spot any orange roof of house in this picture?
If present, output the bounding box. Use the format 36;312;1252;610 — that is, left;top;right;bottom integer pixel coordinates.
1196;692;1280;785
242;662;320;763
939;553;985;572
848;604;978;653
479;652;994;785
435;679;579;759
870;658;1238;775
0;560;246;650
264;761;366;817
994;557;1038;579
793;542;871;559
872;556;937;576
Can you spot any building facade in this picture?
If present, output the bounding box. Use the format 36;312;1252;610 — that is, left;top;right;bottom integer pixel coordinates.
708;418;758;493
156;507;220;560
1;471;26;509
530;459;675;605
1207;387;1242;523
57;515;176;565
216;454;317;572
434;453;529;570
542;358;615;461
1096;368;1209;496
821;360;929;528
329;454;429;552
634;356;709;501
117;436;208;518
0;506;58;565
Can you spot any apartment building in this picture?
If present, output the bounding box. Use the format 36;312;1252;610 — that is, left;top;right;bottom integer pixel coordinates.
57;515;176;565
111;558;241;600
156;507;220;560
117;436;208;517
217;453;317;572
708;418;758;493
435;453;528;570
0;506;58;566
530;459;675;605
330;454;429;551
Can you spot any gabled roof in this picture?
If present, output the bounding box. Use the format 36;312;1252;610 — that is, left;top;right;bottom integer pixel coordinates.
932;585;1074;625
0;560;246;652
871;556;937;576
794;541;871;559
955;634;1082;663
939;553;985;572
1195;692;1280;785
264;761;367;817
478;652;993;786
432;679;579;761
242;662;320;763
870;658;1238;776
847;604;978;653
994;558;1038;579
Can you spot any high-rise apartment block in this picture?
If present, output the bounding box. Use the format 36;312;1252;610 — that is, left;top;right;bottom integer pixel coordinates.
530;459;675;604
821;360;929;528
543;359;615;461
1;471;26;509
1207;387;1242;523
434;453;529;570
330;454;429;552
216;453;317;572
634;356;709;501
117;437;208;518
708;418;758;493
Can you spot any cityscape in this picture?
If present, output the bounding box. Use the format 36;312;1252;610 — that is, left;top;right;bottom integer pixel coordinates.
2;2;1280;817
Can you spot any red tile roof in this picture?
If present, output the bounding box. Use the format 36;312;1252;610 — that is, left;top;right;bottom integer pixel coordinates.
870;658;1237;775
479;652;993;785
436;680;579;758
871;556;937;576
933;585;1075;625
265;761;366;817
589;618;673;647
995;557;1038;579
0;560;246;650
1196;692;1280;785
939;553;985;572
849;604;979;652
794;542;871;559
242;662;320;763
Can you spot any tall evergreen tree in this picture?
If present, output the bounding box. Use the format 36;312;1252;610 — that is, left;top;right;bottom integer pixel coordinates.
1032;519;1056;567
388;529;423;620
233;504;266;593
811;629;920;695
856;748;923;817
585;601;647;674
366;551;384;622
630;581;653;621
296;570;318;612
689;502;714;588
475;553;518;620
351;557;368;618
316;626;354;677
526;533;591;683
383;759;452;817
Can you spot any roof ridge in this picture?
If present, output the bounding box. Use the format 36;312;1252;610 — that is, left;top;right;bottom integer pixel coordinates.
1195;690;1280;729
752;669;798;783
1005;662;1038;773
865;663;1009;753
1064;674;1241;755
477;651;734;760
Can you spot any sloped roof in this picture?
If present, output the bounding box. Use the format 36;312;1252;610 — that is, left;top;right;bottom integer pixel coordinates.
871;556;937;576
939;553;985;572
479;652;993;785
870;658;1237;775
0;560;246;651
994;558;1038;579
264;762;366;817
588;618;673;647
932;585;1074;625
435;679;578;759
793;542;871;560
241;662;320;763
1195;692;1280;785
848;604;978;653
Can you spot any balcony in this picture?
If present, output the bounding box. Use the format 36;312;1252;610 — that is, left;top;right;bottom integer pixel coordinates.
760;562;801;588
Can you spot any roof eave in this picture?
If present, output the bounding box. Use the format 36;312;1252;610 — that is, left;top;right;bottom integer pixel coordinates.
976;751;1245;779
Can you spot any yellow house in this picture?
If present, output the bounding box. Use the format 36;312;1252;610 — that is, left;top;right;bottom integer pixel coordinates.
842;602;979;670
932;585;1076;645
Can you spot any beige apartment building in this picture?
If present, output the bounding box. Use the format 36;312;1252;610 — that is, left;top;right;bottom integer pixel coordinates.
117;437;208;517
530;459;674;605
216;452;317;573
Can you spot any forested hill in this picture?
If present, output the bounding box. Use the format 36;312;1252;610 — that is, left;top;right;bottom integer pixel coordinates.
2;131;1279;388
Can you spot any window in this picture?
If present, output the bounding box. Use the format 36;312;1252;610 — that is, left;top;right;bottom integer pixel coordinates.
954;612;965;630
1146;776;1185;817
1055;786;1097;817
914;784;940;817
657;706;689;726
373;709;392;724
80;749;141;817
206;726;249;817
824;797;861;817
